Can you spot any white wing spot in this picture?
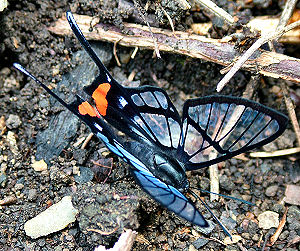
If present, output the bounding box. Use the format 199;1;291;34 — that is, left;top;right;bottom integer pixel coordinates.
106;73;111;82
119;96;128;108
94;123;103;132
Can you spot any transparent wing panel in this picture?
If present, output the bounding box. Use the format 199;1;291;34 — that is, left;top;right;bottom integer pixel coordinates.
180;96;288;170
125;87;182;150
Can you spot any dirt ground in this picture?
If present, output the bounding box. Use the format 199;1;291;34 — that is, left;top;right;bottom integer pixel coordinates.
0;1;300;250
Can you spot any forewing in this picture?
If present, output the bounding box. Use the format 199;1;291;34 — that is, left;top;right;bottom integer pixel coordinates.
85;77;182;152
131;169;208;227
178;96;288;170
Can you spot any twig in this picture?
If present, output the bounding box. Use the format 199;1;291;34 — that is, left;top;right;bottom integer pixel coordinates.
209;77;257;201
87;226;119;235
194;0;235;25
113;39;122;67
133;0;161;58
216;20;300;92
249;147;300;158
130;47;139;59
49;14;300;84
270;207;288;246
175;0;191;10
280;82;300;146
161;7;178;38
275;0;298;33
274;3;300;147
209;162;219;201
81;132;94;149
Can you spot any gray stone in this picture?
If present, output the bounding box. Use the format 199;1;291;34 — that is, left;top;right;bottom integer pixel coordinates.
265;185;278;197
6;114;21;129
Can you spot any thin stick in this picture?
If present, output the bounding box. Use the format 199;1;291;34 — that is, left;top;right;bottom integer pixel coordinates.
162;7;178;38
280;82;300;146
270;207;288;245
194;0;235;25
133;0;161;58
113;39;122;67
81;132;94;149
275;0;298;33
216;20;300;92
250;147;300;158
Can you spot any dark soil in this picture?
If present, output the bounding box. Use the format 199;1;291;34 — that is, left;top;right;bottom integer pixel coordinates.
1;1;299;250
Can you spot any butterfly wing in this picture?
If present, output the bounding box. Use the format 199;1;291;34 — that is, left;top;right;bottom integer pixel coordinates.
178;96;288;170
131;169;208;227
84;77;182;152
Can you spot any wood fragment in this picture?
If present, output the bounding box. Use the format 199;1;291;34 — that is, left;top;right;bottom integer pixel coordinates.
249;147;300;158
269;207;288;246
48;14;300;85
130;47;138;59
193;16;300;44
161;7;177;38
209;76;257;201
94;229;137;251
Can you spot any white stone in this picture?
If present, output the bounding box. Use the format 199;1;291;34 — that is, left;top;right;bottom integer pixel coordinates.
24;196;78;239
258;211;279;229
31;159;48;172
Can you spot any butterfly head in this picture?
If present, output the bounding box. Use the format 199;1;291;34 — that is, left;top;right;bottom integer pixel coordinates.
153;153;189;192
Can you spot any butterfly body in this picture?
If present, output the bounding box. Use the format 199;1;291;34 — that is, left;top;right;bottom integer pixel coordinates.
14;11;288;237
127;141;188;190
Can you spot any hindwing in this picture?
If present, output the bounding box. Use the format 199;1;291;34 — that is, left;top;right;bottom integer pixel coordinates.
178;96;288;170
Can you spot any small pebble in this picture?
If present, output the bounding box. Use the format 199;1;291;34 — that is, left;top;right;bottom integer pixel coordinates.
31;159;48;172
74;166;94;184
6;114;21;129
265;185;278;197
284;185;300;205
220;175;235;191
28;189;38;201
223;234;242;245
258;211;279;229
6;131;19;155
192;238;209;249
0;195;17;205
0;172;8;187
199;177;210;190
194;220;215;235
14;183;24;191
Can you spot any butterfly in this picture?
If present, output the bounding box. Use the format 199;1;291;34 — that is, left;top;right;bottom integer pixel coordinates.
14;11;288;238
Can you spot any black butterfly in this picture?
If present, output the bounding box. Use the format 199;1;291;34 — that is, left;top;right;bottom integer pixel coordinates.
14;11;288;238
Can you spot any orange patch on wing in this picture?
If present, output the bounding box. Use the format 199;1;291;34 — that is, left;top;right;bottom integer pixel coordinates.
92;83;111;116
78;101;99;117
